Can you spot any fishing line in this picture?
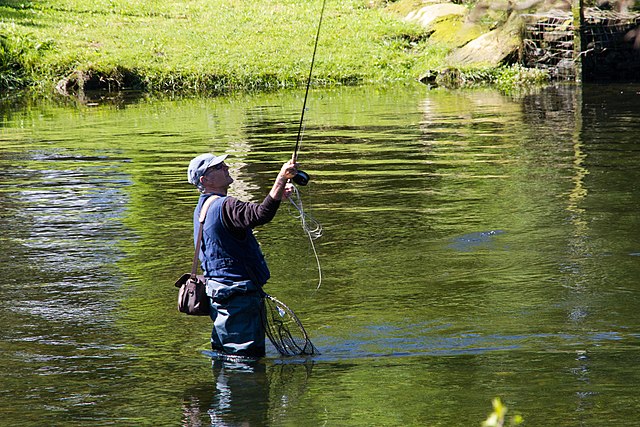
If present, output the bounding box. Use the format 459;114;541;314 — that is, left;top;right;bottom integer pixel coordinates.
258;0;326;358
288;184;323;289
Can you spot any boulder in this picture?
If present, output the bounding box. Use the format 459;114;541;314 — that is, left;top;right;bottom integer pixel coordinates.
446;13;523;66
428;14;485;48
404;3;467;28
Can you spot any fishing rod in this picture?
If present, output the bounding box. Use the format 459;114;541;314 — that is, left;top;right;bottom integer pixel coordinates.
285;0;327;290
291;0;327;186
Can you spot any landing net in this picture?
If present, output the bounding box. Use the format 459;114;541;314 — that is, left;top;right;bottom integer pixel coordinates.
261;292;319;356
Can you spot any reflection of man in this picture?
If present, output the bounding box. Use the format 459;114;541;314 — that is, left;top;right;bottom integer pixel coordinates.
181;361;269;427
180;360;314;427
209;361;269;426
187;153;298;358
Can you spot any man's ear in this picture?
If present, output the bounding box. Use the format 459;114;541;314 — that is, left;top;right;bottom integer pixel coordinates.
199;175;206;185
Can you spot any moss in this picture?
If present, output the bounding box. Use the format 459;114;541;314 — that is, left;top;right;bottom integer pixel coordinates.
428;14;485;47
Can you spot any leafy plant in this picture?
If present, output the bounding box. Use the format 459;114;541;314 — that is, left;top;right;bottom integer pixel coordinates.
482;397;524;427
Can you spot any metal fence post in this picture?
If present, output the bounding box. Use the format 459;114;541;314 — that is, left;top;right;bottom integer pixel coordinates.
573;0;585;82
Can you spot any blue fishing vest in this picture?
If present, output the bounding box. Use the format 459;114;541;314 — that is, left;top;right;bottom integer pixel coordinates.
194;194;270;285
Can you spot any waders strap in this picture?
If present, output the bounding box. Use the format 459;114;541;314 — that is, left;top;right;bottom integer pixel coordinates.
191;195;220;278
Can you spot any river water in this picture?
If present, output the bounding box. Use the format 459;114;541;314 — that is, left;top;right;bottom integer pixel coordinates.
1;83;639;426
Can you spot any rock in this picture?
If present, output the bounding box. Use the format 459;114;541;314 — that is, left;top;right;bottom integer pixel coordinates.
428;14;485;48
446;12;523;66
418;69;438;84
404;3;468;28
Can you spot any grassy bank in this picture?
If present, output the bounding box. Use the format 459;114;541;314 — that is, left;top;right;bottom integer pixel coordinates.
0;0;451;94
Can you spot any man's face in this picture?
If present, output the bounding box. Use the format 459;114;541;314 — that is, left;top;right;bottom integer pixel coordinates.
202;162;234;188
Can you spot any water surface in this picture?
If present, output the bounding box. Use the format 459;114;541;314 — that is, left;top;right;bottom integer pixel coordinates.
1;83;640;426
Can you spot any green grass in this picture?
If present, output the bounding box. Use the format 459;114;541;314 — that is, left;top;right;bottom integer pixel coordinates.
0;0;444;93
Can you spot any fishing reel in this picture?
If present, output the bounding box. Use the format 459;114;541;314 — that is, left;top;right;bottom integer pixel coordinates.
293;170;310;186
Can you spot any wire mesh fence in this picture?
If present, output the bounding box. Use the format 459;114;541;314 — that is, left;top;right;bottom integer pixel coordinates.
522;8;640;80
522;11;576;79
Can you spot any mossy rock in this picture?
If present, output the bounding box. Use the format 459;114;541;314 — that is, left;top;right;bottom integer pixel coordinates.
403;2;467;27
428;14;485;48
445;12;523;67
395;2;484;49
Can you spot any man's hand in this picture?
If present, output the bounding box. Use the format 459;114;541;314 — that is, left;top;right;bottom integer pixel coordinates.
278;160;299;182
283;182;295;199
271;160;299;200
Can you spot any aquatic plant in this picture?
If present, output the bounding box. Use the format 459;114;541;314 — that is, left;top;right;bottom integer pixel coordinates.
482;397;524;427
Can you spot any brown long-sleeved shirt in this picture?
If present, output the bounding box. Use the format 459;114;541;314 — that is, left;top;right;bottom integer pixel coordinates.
221;195;281;239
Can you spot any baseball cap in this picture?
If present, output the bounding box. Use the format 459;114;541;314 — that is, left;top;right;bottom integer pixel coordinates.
187;153;229;185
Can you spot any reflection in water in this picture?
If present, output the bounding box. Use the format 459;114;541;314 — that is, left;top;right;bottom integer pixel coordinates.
181;360;313;426
530;85;596;417
447;230;506;252
567;86;594;418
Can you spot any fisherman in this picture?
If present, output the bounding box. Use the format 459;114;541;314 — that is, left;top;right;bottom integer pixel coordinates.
187;152;298;358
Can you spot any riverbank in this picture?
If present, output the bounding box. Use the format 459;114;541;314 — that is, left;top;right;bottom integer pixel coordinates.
0;0;438;95
0;0;548;96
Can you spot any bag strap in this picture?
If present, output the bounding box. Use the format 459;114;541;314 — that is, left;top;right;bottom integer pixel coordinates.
191;195;220;279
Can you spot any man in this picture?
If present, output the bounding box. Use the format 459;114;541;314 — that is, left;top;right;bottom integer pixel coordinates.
187;152;298;358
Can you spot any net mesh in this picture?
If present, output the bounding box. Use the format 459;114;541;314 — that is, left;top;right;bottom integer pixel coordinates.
261;293;318;356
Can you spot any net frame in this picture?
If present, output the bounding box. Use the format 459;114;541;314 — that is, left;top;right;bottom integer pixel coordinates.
261;292;319;356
